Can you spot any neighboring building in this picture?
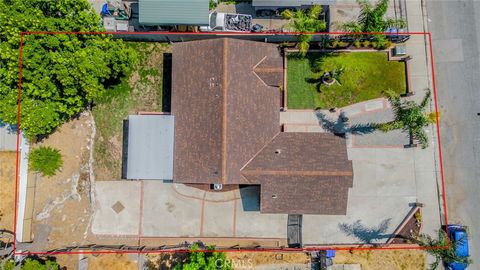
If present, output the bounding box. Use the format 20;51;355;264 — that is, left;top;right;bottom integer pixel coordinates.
139;0;210;26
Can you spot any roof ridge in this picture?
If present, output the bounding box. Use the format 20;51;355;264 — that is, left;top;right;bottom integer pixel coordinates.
251;56;270;87
241;170;354;177
221;38;228;184
240;131;281;177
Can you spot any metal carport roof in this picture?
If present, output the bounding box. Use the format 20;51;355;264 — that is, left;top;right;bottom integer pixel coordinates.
139;0;209;26
124;114;174;180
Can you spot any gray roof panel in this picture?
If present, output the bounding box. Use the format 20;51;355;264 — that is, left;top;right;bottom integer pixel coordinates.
126;115;174;180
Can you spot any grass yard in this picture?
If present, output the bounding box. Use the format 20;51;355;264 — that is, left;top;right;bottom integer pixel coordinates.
92;42;171;180
287;52;406;109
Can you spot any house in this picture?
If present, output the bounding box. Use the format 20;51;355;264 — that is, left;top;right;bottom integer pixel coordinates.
125;38;353;215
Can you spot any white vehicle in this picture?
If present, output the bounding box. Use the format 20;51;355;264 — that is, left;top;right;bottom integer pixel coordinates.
199;12;252;32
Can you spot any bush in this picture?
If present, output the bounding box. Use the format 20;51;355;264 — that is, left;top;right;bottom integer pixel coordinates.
328;39;349;49
173;243;232;270
354;40;362;48
4;258;60;270
29;146;63;177
362;40;371;48
209;0;217;9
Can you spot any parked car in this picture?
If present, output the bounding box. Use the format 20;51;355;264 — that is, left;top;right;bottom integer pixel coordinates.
445;225;470;270
199;12;253;32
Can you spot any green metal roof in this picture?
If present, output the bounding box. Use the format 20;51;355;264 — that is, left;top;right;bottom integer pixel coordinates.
139;0;209;26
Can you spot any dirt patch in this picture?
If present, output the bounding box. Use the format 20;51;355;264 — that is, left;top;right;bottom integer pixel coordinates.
334;250;426;270
31;112;94;251
93;42;171;181
145;253;189;270
0;151;16;231
86;254;138;270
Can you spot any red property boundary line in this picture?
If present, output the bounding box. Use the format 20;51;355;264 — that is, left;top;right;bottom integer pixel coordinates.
13;31;450;256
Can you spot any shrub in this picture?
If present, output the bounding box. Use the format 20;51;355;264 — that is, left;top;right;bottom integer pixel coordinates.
354;40;362;48
29;146;63;177
362;40;371;48
328;39;349;49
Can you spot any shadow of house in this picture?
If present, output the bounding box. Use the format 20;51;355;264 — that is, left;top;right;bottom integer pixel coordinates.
338;219;393;244
162;53;172;112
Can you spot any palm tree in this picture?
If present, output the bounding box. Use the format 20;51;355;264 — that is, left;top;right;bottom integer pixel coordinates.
342;0;406;45
282;5;327;57
376;89;437;149
414;230;472;270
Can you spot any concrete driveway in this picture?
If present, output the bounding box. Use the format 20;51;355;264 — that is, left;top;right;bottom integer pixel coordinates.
92;182;288;240
91;141;433;245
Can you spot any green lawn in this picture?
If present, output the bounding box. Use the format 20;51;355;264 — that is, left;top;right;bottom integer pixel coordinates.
92;42;171;180
287;52;406;109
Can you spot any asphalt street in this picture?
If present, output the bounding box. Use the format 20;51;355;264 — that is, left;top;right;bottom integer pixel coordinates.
426;0;480;263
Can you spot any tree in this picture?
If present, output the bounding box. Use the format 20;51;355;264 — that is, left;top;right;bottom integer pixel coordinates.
414;230;472;270
282;5;327;57
0;0;138;139
376;89;437;149
341;0;406;47
173;243;233;270
29;146;63;177
3;257;60;270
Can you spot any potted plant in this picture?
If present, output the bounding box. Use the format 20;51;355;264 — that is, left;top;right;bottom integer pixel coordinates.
322;66;344;86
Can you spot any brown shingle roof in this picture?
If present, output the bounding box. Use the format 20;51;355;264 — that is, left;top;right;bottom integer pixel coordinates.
242;133;353;214
172;38;282;184
171;38;353;215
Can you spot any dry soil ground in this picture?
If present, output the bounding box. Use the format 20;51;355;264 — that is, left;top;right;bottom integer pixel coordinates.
31;112;94;251
0;151;16;232
334;250;426;270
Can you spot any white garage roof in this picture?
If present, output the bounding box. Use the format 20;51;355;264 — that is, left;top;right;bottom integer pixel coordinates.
125;114;174;180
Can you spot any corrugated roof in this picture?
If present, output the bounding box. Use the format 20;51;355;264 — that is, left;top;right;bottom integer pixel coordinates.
125;115;174;180
139;0;209;26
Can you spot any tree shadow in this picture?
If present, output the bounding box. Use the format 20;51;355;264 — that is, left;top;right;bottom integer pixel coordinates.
338;218;392;244
315;110;378;136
